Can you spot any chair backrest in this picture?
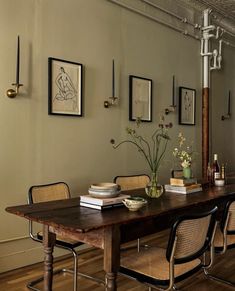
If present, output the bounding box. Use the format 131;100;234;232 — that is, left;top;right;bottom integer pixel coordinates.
166;206;218;264
220;198;235;234
114;174;150;191
28;182;70;204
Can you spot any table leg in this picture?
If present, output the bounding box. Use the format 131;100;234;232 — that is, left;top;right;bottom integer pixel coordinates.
43;225;56;291
104;225;120;291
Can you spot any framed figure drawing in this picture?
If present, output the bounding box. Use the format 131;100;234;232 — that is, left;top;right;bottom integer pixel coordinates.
129;75;152;122
179;87;196;125
48;57;83;116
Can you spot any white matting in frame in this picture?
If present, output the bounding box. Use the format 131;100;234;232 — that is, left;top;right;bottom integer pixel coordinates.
179;86;196;125
129;75;152;122
48;57;83;116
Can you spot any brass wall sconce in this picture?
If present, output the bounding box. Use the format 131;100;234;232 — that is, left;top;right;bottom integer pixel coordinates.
104;59;118;108
6;36;23;98
221;90;231;120
104;96;118;108
165;75;176;115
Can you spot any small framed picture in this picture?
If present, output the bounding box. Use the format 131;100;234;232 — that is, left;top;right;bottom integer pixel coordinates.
48;57;83;116
179;87;196;125
129;75;152;122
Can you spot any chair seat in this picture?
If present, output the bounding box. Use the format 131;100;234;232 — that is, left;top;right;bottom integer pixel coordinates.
120;247;201;284
214;227;235;249
37;232;83;249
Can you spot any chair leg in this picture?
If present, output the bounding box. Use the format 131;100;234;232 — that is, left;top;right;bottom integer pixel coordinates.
72;250;78;291
27;249;104;291
204;268;235;287
137;238;151;253
27;268;66;291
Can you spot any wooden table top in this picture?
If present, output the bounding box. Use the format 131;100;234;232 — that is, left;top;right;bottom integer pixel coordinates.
5;184;235;235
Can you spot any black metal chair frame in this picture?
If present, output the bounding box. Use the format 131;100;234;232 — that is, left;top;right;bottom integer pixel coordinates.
27;182;104;291
120;207;218;291
204;197;235;287
114;174;150;252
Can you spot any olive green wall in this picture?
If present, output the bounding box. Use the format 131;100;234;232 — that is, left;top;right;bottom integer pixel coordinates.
0;0;234;272
211;44;235;167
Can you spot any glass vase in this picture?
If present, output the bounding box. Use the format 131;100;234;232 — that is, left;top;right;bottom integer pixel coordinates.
183;167;191;179
145;172;163;198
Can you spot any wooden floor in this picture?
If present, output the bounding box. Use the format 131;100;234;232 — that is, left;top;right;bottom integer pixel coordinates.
1;230;235;290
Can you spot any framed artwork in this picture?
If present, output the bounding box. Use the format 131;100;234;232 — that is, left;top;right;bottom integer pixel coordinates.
129;75;152;122
179;86;196;125
48;57;83;116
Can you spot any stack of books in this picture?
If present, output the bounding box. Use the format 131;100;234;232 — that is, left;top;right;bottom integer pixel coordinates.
165;177;202;194
80;194;130;210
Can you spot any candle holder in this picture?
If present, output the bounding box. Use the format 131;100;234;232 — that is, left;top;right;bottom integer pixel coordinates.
221;114;230;121
104;59;118;108
6;83;23;98
104;96;118;108
165;75;176;115
165;105;176;115
6;36;24;98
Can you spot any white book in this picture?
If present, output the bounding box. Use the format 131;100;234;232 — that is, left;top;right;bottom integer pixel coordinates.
80;194;130;206
80;202;124;210
165;185;202;194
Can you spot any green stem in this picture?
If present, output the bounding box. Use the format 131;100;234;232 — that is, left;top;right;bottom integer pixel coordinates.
155;139;169;172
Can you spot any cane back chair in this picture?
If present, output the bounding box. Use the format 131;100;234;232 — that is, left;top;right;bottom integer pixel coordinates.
204;197;235;287
120;206;218;291
114;174;150;191
27;182;104;291
114;174;150;252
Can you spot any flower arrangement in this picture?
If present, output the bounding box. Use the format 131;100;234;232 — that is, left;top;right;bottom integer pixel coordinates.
173;133;193;169
110;117;172;174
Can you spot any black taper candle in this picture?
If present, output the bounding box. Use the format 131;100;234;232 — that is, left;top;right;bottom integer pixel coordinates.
172;75;175;106
112;59;115;97
16;36;20;84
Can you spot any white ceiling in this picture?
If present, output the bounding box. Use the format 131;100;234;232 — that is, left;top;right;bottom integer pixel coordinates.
196;0;235;23
174;0;235;39
186;0;235;31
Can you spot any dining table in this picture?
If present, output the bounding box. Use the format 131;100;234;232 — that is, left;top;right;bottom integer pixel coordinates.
5;184;235;291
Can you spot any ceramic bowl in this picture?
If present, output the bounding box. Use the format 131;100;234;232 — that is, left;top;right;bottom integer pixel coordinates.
90;183;118;190
89;183;120;198
122;197;147;211
88;188;121;198
214;179;225;187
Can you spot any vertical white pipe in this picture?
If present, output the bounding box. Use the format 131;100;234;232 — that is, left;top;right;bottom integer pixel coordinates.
203;9;210;88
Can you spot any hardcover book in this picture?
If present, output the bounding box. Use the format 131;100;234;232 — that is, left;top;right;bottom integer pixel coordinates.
80;202;124;210
80;194;130;206
170;177;197;186
165;184;202;194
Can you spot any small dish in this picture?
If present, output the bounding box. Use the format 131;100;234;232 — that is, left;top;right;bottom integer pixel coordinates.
214;179;225;187
122;196;147;211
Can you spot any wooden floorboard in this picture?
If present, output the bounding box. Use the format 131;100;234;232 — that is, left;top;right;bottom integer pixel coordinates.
1;230;235;290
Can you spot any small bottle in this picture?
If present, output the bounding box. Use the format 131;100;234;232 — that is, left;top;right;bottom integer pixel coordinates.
221;163;226;180
212;154;220;183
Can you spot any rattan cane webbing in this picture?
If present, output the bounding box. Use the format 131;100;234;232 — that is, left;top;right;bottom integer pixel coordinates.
214;225;235;247
174;216;210;259
227;202;235;231
31;183;70;203
115;175;150;191
121;247;201;280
